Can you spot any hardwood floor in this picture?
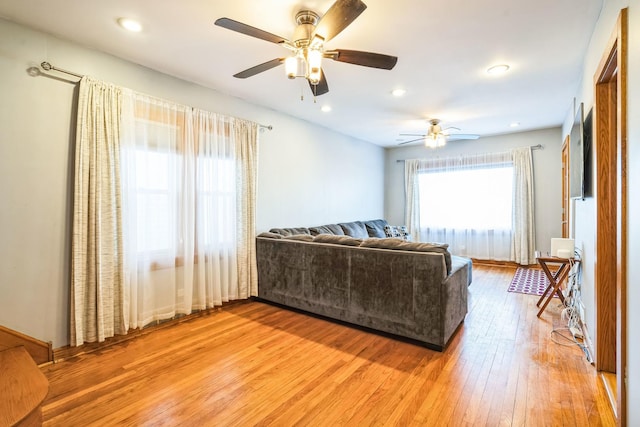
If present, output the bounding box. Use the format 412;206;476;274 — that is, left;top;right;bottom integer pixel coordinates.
40;265;615;426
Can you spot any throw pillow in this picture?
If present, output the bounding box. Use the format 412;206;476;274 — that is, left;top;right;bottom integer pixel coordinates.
384;225;411;241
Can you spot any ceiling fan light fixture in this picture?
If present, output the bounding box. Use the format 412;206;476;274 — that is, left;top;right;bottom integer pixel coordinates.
307;48;323;78
285;56;298;79
424;120;447;148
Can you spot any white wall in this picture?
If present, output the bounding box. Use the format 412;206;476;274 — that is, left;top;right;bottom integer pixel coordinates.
0;18;384;348
561;0;639;423
384;127;563;255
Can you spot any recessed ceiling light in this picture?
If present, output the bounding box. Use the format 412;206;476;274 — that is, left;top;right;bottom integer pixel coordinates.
118;18;143;32
487;64;510;75
391;88;406;97
321;105;332;113
510;122;520;128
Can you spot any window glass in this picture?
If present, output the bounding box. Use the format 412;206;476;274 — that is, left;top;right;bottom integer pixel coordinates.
418;166;513;230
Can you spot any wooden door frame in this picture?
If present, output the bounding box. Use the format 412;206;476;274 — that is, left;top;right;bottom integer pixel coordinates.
593;8;627;425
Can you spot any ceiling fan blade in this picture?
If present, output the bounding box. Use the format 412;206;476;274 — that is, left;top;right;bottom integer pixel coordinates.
215;18;287;44
312;0;367;43
233;58;285;79
309;69;329;96
447;134;480;141
399;133;426;137
328;49;398;70
398;138;424;145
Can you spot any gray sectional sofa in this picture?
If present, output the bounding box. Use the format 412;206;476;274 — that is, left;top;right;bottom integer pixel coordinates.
256;219;472;350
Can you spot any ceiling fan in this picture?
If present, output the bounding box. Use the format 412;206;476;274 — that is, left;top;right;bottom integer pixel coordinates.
214;0;398;97
398;119;480;148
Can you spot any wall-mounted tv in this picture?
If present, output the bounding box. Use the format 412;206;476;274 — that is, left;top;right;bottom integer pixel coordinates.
569;103;592;199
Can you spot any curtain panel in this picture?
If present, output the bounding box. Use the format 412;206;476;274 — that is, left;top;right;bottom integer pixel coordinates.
71;77;126;346
510;147;536;265
71;79;259;345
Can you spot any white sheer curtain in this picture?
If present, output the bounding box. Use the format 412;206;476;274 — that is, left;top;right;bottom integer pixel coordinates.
71;78;259;345
510;147;536;264
71;77;126;346
120;91;258;330
404;148;535;263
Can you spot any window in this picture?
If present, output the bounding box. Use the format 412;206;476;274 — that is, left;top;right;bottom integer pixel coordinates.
197;155;236;249
418;165;513;230
135;149;173;253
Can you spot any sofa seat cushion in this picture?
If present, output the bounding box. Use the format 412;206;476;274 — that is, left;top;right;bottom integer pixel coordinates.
309;223;345;236
313;234;363;246
338;221;369;238
360;238;452;274
364;219;389;238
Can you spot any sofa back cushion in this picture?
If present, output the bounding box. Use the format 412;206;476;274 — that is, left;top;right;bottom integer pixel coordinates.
364;219;389;238
338;221;369;238
313;234;363;246
360;238;452;274
268;227;311;236
309;223;345;236
257;231;283;239
283;234;315;242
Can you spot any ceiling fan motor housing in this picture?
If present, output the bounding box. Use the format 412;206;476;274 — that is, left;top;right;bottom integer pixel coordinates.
293;10;320;47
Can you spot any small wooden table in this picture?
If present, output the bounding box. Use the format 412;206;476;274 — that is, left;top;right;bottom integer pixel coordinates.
536;255;580;317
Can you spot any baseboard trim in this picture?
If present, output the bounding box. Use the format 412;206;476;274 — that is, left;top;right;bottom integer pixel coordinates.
470;258;528;269
0;325;53;365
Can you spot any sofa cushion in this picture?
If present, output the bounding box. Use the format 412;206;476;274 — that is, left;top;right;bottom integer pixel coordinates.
364;219;389;238
257;232;283;239
313;234;363;246
309;223;345;236
383;225;411;241
337;221;369;238
360;238;452;274
268;227;311;236
283;234;315;242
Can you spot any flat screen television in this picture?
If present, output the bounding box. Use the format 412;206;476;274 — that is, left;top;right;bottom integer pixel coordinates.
569;103;592;199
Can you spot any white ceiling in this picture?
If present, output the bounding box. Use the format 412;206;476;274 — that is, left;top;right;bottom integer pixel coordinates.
0;0;603;147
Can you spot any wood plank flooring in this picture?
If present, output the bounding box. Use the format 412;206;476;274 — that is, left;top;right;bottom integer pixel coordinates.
40;265;615;426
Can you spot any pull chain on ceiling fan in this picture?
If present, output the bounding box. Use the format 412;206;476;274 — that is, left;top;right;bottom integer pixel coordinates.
214;0;398;97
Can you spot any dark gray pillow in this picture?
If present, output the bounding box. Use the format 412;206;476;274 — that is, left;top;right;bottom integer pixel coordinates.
364;219;388;238
313;234;363;246
309;223;345;236
337;221;369;238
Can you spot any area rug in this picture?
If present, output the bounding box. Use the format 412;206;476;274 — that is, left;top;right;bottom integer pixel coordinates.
508;267;554;297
